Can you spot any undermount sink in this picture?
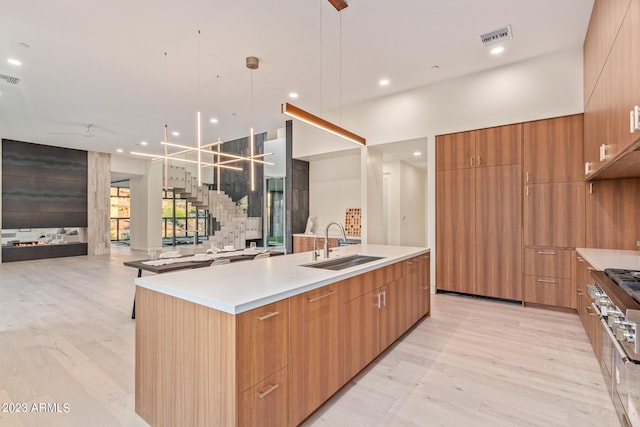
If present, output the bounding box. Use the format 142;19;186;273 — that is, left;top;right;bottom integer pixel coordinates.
302;254;385;271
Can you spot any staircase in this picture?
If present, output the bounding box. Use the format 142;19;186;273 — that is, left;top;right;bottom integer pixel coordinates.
165;165;247;249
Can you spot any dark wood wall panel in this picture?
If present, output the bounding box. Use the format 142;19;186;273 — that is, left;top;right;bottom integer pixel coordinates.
284;120;310;254
2;243;88;262
2;139;88;228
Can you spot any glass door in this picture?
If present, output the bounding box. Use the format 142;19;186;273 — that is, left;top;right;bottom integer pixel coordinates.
265;177;285;249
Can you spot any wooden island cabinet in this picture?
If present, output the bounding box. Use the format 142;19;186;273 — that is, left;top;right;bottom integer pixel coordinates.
135;247;430;427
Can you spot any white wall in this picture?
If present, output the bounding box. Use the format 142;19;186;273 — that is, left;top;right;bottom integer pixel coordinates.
400;162;426;247
113;156;163;251
294;46;585;289
383;160;426;247
263;137;286;177
361;147;384;244
308;152;361;235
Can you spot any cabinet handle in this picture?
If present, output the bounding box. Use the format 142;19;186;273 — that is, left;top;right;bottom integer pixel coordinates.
576;256;583;262
576;288;583;295
536;278;557;283
257;311;279;321
308;290;336;302
584;161;592;175
537;251;557;255
257;383;280;399
600;144;609;161
381;290;386;307
631;106;640;133
375;292;382;309
526;186;529;196
477;156;481;166
586;266;596;271
526;172;529;183
470;157;474;167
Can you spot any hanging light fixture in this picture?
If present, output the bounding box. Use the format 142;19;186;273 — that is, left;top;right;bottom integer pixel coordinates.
280;1;365;146
281;103;365;145
132;36;274;185
247;56;259;192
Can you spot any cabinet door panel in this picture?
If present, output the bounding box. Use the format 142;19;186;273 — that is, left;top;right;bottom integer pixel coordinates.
586;179;640;249
289;284;343;425
379;280;406;351
475;165;522;300
475;123;522;167
583;0;631;104
523;275;572;308
436;169;476;294
523;182;585;248
238;369;288;427
237;299;289;393
436;131;475;171
420;254;431;317
523;248;571;279
343;291;380;380
523;115;584;183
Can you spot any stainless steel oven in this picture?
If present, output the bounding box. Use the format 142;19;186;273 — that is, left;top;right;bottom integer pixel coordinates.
590;270;640;427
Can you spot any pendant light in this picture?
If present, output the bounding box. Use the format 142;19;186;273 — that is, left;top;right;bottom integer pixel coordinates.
281;1;365;146
247;56;258;192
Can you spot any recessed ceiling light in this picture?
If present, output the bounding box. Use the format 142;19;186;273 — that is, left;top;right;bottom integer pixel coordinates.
210;118;219;124
140;141;148;146
413;151;422;156
172;131;180;136
7;58;21;66
289;92;299;99
379;79;390;86
19;42;30;49
491;46;504;55
116;148;123;153
431;65;440;70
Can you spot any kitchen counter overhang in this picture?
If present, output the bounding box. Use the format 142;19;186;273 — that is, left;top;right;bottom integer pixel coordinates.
134;244;429;314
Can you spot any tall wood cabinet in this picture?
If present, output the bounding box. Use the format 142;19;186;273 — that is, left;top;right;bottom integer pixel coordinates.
522;114;584;309
436;123;522;301
436;115;585;308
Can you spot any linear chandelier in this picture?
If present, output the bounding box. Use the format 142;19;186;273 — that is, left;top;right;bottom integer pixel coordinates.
281;102;366;146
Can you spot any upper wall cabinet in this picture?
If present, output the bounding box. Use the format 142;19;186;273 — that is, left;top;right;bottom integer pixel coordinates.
584;0;640;180
435;130;475;170
583;0;631;106
435;124;521;171
523;114;584;184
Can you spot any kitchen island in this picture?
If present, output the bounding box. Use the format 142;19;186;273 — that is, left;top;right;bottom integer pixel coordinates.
134;244;429;427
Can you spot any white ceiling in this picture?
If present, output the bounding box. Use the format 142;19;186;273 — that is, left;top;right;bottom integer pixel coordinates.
0;0;594;166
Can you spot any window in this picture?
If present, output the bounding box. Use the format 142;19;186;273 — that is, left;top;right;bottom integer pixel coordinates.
162;189;208;245
110;187;130;241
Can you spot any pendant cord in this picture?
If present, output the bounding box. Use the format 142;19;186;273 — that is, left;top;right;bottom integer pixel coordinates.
339;12;342;126
320;0;323;114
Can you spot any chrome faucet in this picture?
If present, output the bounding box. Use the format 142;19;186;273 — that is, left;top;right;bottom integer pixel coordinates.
311;235;320;261
324;222;347;259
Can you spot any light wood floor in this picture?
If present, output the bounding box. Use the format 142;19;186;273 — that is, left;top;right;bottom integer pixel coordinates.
0;246;619;426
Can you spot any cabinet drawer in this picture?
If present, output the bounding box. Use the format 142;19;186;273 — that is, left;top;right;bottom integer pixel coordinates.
523;275;572;308
237;299;289;392
342;261;403;301
238;368;288;427
523;248;571;278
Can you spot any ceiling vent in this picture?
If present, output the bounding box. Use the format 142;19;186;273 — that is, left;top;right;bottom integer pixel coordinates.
0;73;20;85
480;25;513;46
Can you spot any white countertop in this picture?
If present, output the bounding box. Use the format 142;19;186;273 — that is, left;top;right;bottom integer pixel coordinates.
135;244;428;314
577;248;640;271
